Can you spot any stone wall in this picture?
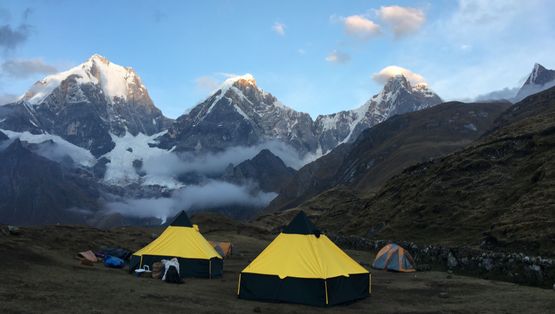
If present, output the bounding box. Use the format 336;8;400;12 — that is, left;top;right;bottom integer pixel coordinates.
329;234;555;288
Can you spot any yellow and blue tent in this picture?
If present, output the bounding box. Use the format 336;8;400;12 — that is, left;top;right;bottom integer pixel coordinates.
129;211;223;278
238;211;370;306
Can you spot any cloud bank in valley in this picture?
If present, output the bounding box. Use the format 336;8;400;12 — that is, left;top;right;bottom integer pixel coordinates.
135;138;318;185
104;180;277;222
0;129;96;166
99;132;317;221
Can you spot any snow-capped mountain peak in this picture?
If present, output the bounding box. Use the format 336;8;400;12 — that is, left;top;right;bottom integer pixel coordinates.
526;63;553;85
515;63;555;101
21;54;151;107
223;73;257;87
1;54;171;157
385;74;411;89
159;73;319;156
315;74;442;152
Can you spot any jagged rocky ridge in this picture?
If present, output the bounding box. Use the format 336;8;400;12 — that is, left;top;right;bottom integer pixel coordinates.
158;74;319;156
160;74;443;156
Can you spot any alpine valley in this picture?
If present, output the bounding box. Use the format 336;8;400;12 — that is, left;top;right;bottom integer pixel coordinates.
1;54;554;235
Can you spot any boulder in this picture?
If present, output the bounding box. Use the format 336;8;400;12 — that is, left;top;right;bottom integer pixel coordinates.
447;251;458;269
7;225;21;235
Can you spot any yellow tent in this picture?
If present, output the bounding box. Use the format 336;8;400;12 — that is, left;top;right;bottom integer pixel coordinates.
238;211;370;306
129;211;223;278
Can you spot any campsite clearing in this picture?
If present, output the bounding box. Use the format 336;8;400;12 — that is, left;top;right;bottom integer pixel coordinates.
0;222;553;314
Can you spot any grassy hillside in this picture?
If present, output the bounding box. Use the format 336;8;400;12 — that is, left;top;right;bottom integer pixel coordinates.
295;87;555;256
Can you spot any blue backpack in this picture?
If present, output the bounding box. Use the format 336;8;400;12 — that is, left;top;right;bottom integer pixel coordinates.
104;255;125;268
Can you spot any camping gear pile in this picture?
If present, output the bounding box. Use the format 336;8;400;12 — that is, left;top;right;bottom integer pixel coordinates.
76;248;132;268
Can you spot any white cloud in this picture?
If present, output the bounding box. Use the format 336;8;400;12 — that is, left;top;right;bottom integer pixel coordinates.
104;180;277;222
443;0;540;44
1;58;58;79
297;48;306;55
325;50;350;64
377;6;425;37
343;15;381;40
272;22;286;36
372;65;427;85
421;0;554;100
451;0;518;28
0;93;18;105
473;87;519;102
194;75;220;92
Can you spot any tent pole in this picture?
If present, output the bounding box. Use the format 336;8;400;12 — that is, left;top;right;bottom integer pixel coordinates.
324;279;329;305
237;273;242;296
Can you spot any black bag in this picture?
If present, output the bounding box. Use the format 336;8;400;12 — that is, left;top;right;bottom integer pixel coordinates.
164;265;183;284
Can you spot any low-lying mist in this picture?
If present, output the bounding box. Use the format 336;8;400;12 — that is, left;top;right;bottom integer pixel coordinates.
104;180;277;223
0;129;95;166
143;140;320;179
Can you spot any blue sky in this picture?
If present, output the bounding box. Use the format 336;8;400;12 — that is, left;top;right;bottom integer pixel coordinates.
1;0;554;118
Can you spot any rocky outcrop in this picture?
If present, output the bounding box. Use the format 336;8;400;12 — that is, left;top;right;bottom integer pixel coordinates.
222;149;296;193
0;139;100;225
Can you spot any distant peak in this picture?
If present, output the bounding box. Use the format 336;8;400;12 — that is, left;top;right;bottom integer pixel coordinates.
526;63;554;85
254;148;277;160
533;63;546;72
384;74;411;89
390;74;409;83
224;73;257;86
22;53;149;105
215;73;257;95
87;53;110;64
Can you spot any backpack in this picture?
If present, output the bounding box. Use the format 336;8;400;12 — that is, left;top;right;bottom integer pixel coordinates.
104;256;125;268
164;265;183;284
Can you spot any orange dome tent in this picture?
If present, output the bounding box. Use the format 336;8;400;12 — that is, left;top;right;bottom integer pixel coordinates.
372;243;415;272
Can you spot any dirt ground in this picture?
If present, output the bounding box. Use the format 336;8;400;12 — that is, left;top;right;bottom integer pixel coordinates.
0;224;553;314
